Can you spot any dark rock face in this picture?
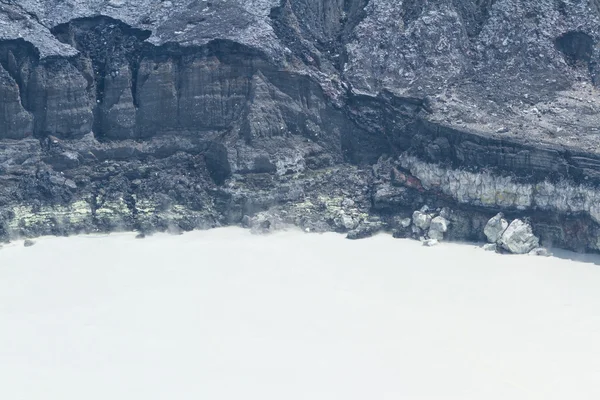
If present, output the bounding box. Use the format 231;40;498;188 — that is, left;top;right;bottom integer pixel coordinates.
0;63;33;139
555;31;594;67
2;1;600;252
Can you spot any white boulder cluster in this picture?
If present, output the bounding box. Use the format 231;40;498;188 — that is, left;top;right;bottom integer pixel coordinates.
410;206;450;247
483;213;551;256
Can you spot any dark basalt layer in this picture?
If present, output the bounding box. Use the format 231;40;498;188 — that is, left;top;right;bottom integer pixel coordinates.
2;1;600;252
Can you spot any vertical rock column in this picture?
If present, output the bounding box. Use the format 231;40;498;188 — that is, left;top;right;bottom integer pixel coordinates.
100;63;137;139
135;58;178;137
0;64;34;139
27;59;94;139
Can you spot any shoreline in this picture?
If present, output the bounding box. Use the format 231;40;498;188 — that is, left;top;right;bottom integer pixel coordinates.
4;225;600;266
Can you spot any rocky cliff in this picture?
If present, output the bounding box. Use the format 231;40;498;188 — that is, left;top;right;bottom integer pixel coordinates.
2;0;600;252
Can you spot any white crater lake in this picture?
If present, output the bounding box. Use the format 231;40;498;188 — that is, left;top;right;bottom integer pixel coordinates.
1;227;600;399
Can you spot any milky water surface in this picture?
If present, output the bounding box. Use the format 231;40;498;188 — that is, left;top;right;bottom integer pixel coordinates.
1;228;600;399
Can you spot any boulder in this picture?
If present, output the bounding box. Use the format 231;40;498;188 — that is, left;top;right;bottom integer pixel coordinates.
482;243;497;252
529;247;552;257
428;230;444;241
245;212;287;234
439;207;452;220
392;229;409;239
428;216;448;241
340;214;357;230
347;222;382;240
334;212;357;231
23;239;35;247
430;216;448;232
412;210;432;230
411;225;422;236
423;238;439;247
499;219;540;254
484;213;509;243
392;217;412;239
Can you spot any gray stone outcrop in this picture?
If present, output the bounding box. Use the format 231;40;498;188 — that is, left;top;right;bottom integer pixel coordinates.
484;213;509;244
428;216;449;241
498;219;540;255
412;210;432;231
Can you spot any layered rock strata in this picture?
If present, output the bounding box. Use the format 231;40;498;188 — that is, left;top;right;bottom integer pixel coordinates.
1;1;600;253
